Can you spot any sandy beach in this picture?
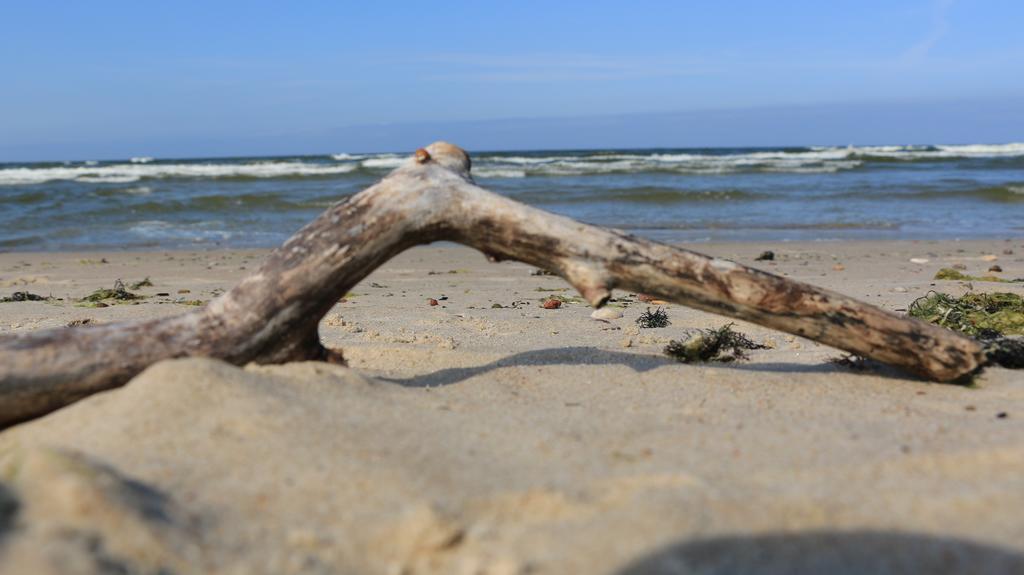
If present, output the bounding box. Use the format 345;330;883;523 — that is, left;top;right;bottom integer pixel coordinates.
0;239;1022;574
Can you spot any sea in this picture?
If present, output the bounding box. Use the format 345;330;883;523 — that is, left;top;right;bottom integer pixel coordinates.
1;144;1022;251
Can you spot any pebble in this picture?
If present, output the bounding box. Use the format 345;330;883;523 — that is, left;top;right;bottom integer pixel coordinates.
832;263;845;271
988;265;1003;273
981;254;999;262
894;286;908;293
428;298;439;306
542;299;561;309
591;308;623;321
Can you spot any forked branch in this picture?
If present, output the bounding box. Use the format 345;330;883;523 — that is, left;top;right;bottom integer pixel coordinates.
0;142;988;428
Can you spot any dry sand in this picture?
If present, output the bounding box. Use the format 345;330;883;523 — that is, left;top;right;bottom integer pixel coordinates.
0;240;1022;574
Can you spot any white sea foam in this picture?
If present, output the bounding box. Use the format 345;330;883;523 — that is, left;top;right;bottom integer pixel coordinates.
6;144;1022;185
934;143;1024;156
812;143;1024;159
360;156;405;169
473;168;527;178
130;220;233;242
78;175;143;184
130;156;154;164
0;162;358;186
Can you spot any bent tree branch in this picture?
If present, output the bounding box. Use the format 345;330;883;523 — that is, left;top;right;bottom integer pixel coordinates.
0;142;987;428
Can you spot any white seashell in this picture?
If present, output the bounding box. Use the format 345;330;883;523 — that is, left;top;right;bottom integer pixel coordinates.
909;258;929;264
591;308;623;321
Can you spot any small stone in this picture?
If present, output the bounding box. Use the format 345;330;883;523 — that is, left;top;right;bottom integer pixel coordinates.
988;265;1003;273
542;299;561;309
428;298;439;306
893;286;908;293
755;250;775;261
832;263;845;271
981;254;998;262
591;308;623;321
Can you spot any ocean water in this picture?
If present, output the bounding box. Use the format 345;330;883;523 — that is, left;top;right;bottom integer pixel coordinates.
1;144;1022;250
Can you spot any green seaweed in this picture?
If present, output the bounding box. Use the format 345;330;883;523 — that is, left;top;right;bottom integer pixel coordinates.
908;291;1024;336
80;280;144;304
129;277;153;289
933;268;1021;283
664;323;767;363
908;291;1024;371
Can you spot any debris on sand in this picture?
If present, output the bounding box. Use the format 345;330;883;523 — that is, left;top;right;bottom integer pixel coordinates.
542;298;561;309
933;268;1021;283
591;308;623;321
909;292;1024;336
130;277;154;289
79;280;144;306
0;292;50;303
828;354;875;372
755;250;775;261
664;323;767;363
636;307;670;329
909;291;1024;369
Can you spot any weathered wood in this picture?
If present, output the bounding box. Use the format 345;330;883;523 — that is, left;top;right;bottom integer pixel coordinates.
0;142;988;428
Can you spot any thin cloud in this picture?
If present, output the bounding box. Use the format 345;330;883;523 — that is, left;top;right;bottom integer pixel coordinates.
902;0;955;63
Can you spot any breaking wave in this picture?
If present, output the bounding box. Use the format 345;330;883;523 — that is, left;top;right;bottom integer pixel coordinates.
0;161;359;186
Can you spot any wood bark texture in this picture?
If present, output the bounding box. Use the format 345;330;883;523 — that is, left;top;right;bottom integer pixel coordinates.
0;142;988;428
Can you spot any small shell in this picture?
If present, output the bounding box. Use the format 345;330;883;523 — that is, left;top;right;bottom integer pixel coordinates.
591;308;623;321
909;258;929;264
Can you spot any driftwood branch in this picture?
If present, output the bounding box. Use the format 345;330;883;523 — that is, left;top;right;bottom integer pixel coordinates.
0;142;987;428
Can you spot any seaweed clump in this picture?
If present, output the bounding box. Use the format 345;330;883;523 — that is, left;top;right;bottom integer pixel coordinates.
636;307;670;329
664;323;767;363
908;291;1024;336
933;268;1022;283
909;291;1024;370
81;280;144;305
0;291;50;303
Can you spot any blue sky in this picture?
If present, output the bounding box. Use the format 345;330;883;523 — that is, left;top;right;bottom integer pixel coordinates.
1;0;1022;160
